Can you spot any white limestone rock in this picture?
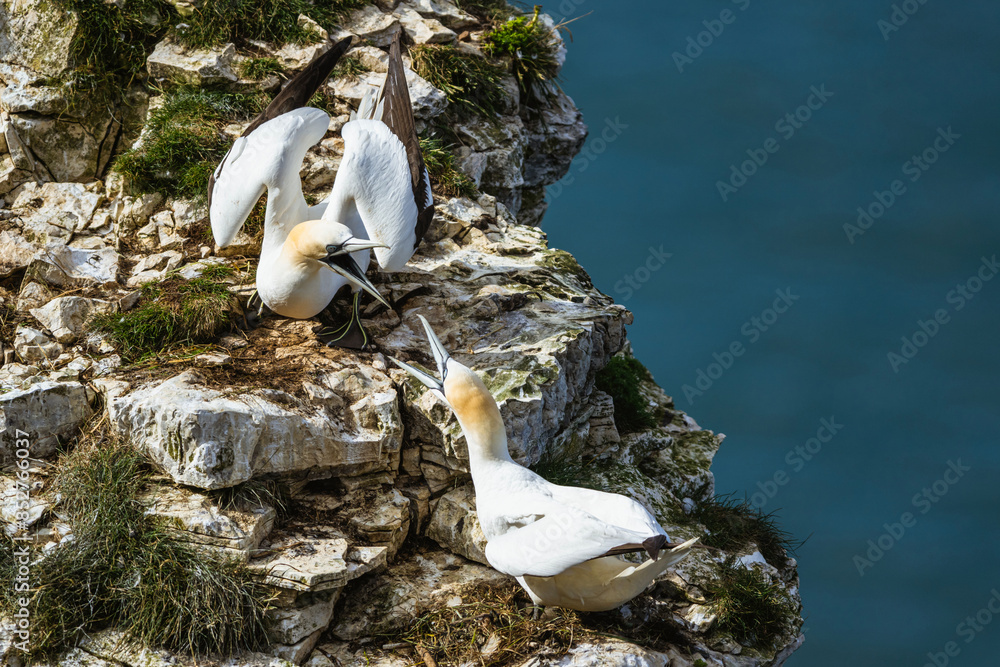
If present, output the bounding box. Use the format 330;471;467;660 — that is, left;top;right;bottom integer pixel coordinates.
250;532;387;593
22;244;119;288
142;486;276;560
402;0;478;30
29;296;114;344
108;366;403;489
11;182;105;242
268;589;341;646
426;483;487;564
0;0;79;76
339;5;401;46
147;38;239;86
0;380;93;464
13;325;61;364
394;5;456;44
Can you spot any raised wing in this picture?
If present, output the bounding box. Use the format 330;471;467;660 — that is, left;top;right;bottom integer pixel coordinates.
208;36;351;220
324;119;418;270
210;107;330;246
484;507;656;578
376;31;434;249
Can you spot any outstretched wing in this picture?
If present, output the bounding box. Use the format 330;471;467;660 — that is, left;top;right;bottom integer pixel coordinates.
208;36;352;221
484;507;656;578
210;108;330;246
325;119;418;270
375;31;434;249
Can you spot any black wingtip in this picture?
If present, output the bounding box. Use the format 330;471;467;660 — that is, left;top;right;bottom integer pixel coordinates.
643;535;668;561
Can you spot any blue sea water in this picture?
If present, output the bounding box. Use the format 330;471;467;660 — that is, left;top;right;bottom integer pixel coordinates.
540;1;1000;664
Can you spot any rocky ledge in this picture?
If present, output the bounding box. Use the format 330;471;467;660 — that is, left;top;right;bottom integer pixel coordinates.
0;1;803;666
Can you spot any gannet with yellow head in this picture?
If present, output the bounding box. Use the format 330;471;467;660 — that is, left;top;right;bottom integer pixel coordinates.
209;31;433;349
392;316;700;612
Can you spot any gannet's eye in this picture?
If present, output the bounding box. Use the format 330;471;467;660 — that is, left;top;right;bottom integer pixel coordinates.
326;244;343;254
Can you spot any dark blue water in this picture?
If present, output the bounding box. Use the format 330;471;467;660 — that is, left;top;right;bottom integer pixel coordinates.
541;1;1000;664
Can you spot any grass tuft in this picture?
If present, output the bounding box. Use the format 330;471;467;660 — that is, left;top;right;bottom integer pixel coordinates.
4;436;272;657
332;53;371;81
419;136;477;198
170;0;366;49
113;87;265;198
385;583;579;666
209;478;289;517
57;0;171;107
482;6;561;101
595;356;657;435
455;0;515;21
411;44;508;118
238;56;285;80
693;494;798;566
89;275;241;362
709;560;797;648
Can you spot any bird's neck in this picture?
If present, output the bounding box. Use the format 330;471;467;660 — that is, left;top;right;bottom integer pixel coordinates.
454;404;514;472
262;174;311;259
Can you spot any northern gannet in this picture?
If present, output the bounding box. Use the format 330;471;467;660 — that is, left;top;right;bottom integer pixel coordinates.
210;32;433;349
393;317;701;612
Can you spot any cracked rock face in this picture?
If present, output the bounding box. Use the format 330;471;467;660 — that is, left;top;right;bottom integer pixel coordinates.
109;360;403;490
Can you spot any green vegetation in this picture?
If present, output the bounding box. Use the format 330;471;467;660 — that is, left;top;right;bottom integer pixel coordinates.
209;478;289;517
113;88;265;197
595;356;657;434
57;0;171;106
411;44;508;117
170;0;366;49
0;437;272;657
692;494;797;566
419;136;477;198
333;53;371;81
455;0;515;21
238;56;285;80
709;560;796;648
89;275;241;362
482;6;561;99
385;583;579;666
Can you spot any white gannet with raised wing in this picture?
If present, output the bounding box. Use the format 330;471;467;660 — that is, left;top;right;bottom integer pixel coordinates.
210;31;433;349
392;317;701;612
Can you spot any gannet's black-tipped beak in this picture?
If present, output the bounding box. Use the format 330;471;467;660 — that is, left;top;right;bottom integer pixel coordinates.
390;356;444;401
416;314;450;381
320;250;391;309
390;315;452;402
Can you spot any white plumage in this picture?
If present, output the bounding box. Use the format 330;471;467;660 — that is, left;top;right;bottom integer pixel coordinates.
393;316;700;612
209;34;432;342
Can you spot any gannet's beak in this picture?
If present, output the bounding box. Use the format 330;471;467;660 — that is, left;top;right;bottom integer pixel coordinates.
320;244;391;309
339;238;389;253
390;315;451;401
